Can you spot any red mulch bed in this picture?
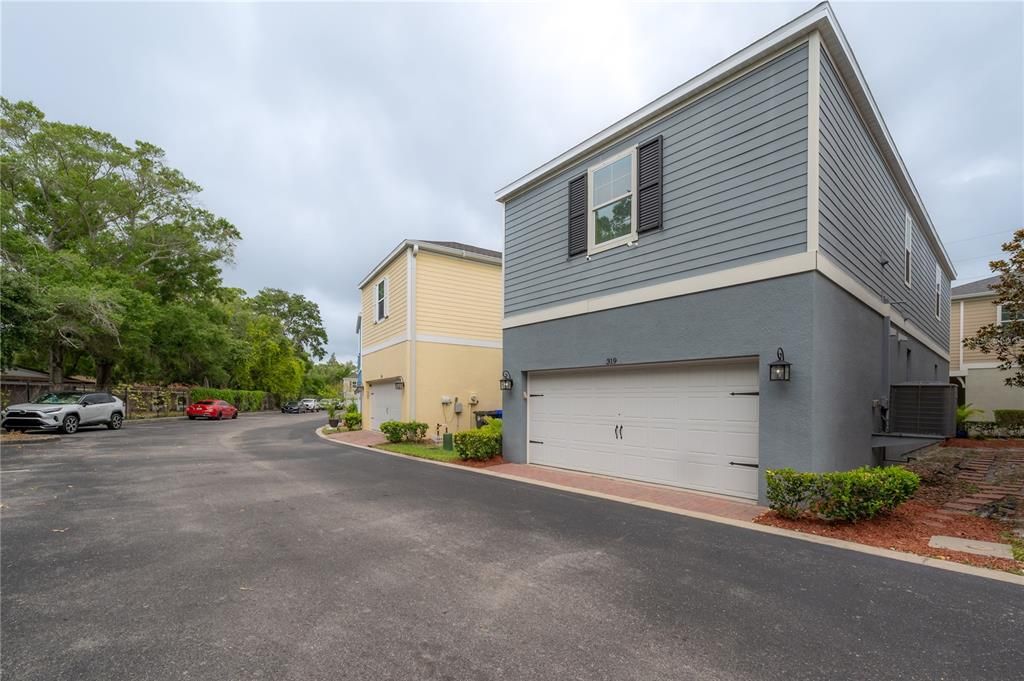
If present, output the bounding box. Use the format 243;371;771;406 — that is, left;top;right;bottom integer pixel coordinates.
452;454;505;468
756;500;1021;573
943;438;1024;450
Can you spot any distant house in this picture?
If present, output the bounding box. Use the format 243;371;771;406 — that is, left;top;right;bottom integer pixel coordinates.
950;275;1024;419
0;367;94;405
493;3;955;503
356;240;503;435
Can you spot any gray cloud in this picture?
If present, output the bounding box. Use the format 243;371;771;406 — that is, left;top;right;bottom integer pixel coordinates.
3;2;1021;359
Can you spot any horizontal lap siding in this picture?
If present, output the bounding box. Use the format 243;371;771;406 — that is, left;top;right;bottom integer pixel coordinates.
962;297;998;365
361;253;408;347
415;252;502;340
817;48;949;348
504;44;809;316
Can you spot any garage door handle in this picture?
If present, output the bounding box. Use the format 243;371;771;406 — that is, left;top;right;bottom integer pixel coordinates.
729;462;759;468
730;391;759;396
614;424;622;439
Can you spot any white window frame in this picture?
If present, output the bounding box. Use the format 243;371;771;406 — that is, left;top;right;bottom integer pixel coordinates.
587;146;638;256
374;277;389;323
997;304;1023;325
934;263;941;319
903;209;913;288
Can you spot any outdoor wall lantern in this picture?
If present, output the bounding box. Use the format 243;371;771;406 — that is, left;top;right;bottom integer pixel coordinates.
394;378;405;390
354;383;364;394
769;347;791;382
499;370;514;391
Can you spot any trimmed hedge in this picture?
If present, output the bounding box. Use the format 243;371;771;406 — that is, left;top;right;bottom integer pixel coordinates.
453;429;501;461
379;421;428;443
189;388;268;412
765;466;919;522
994;410;1024;433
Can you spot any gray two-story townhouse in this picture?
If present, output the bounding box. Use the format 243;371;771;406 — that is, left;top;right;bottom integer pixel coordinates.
495;2;955;504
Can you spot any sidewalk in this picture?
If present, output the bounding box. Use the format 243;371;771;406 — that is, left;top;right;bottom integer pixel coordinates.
489;463;765;522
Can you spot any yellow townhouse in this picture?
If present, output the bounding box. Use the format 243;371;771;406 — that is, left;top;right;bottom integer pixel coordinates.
949;275;1024;419
356;240;503;436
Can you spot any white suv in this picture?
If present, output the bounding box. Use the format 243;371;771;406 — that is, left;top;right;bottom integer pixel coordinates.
2;392;125;434
299;398;320;413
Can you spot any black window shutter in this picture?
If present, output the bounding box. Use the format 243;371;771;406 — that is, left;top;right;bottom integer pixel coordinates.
637;135;663;233
567;174;587;256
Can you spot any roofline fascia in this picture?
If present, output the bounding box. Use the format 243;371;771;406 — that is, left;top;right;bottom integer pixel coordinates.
357;240;501;290
493;1;956;279
951;291;997;301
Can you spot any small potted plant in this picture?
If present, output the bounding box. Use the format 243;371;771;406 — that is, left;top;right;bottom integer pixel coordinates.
326;402;340;428
956;403;981;438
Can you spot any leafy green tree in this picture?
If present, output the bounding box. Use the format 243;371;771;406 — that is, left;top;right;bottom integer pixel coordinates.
250;288;328;360
235;315;305;397
1;98;239;385
963;228;1024;386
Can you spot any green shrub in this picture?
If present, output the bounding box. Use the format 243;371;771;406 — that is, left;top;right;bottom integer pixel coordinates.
956;403;983;428
994;409;1024;428
343;412;362;431
453;429;502;461
345;401;359;414
479;417;502;436
765;466;919;522
765;469;817;519
189;388;267;412
994;410;1024;436
379;420;428;442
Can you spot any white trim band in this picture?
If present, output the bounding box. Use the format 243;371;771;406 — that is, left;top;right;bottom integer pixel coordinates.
417;335;503;349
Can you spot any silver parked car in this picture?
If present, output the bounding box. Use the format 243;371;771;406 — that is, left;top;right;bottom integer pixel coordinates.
1;392;125;434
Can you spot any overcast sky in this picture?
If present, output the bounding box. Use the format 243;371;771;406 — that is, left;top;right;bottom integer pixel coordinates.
3;1;1021;360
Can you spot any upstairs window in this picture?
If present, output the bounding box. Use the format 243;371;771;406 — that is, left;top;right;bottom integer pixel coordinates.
568;137;662;258
934;264;941;319
375;278;389;322
588;148;637;254
998;304;1024;324
903;210;913;288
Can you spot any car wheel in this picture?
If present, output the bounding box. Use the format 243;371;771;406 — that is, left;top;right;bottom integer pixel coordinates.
107;412;123;430
188;415;196;420
61;414;80;435
231;411;238;419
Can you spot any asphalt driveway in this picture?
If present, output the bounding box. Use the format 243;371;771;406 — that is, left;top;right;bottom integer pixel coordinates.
2;414;1021;680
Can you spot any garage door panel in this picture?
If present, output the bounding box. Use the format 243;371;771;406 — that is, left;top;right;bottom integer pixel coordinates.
529;360;759;500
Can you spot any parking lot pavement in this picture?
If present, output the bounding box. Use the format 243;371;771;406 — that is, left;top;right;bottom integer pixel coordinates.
2;413;1022;681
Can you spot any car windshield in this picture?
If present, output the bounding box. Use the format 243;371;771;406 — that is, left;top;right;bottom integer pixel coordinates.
197;400;214;405
32;392;82;405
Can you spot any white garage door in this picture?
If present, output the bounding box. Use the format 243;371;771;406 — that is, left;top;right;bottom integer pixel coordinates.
528;360;760;499
369;382;403;430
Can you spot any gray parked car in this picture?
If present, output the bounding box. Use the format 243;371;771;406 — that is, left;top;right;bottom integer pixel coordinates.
2;392;125;434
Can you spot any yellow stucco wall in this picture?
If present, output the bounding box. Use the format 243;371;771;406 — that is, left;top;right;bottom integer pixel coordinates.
413;341;502;436
361;250;408;348
965;368;1024;421
415;251;502;341
361;340;409;429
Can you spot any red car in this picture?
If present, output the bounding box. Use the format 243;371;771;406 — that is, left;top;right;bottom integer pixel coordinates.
186;399;238;420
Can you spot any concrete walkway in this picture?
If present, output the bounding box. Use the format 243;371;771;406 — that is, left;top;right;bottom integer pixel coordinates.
489;463;766;522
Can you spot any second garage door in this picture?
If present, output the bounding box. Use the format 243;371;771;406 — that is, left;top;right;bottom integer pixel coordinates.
527;360;760;499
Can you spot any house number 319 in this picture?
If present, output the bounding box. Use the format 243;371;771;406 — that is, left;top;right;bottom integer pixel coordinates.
606;357;618;365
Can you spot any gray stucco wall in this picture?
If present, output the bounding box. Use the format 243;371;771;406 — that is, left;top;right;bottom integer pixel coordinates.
504;44;809;317
502;272;947;503
810;276;948;472
817;47;950;348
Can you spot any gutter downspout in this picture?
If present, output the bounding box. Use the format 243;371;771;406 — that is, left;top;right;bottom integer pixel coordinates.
881;315;891;432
